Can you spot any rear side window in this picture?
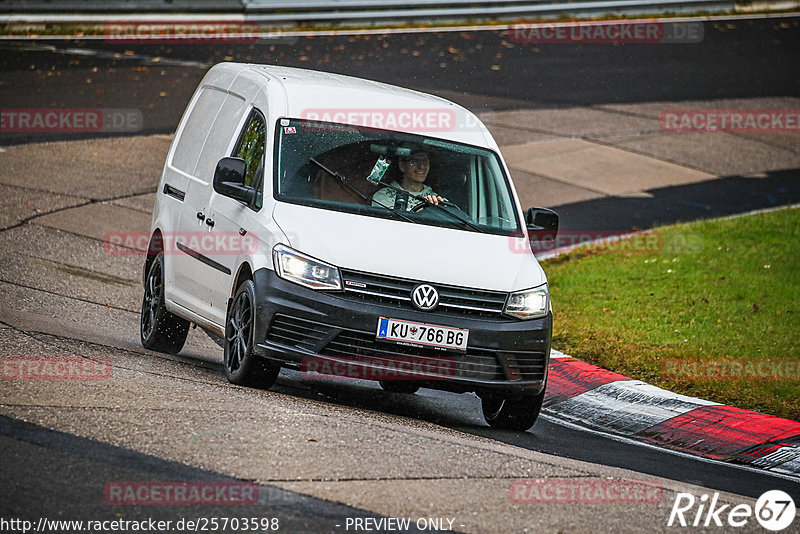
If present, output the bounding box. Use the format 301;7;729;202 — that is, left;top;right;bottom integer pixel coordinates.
232;108;267;208
171;87;226;175
194;93;247;182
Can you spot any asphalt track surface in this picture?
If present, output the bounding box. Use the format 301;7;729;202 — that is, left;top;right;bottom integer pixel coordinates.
1;414;423;533
273;370;800;499
1;16;799;533
2;17;799;228
2;17;799;128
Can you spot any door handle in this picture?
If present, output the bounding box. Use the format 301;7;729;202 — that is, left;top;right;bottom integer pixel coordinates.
196;212;205;221
206;218;215;228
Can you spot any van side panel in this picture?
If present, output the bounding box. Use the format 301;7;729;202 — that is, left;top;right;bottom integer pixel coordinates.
186;93;251;326
152;82;218;306
169;89;248;324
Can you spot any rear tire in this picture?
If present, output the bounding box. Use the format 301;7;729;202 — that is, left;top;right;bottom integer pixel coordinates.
379;381;420;394
481;389;545;431
224;279;279;388
140;253;189;354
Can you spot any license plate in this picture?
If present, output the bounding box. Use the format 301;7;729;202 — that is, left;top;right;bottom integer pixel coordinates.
376;317;469;351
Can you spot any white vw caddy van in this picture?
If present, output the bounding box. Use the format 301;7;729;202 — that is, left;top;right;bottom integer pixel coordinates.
141;63;559;431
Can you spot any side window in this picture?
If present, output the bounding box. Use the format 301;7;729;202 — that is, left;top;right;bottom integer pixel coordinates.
232;109;266;208
171;87;226;176
195;93;247;183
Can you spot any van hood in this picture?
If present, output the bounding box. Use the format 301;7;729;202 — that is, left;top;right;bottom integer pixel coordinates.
272;203;546;292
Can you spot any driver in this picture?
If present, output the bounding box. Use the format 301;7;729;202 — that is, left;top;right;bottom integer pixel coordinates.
371;150;445;211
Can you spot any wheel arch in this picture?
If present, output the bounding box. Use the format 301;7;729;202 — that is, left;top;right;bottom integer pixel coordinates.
143;229;164;287
231;261;254;298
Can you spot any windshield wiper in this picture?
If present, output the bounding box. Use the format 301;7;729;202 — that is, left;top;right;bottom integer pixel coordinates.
381;182;486;233
308;158;414;223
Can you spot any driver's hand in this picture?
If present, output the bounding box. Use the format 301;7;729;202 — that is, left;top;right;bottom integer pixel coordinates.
425;195;445;205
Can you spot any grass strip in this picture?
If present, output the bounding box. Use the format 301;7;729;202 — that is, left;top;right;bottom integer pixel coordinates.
544;206;800;421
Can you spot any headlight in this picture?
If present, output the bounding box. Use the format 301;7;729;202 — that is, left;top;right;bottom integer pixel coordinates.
504;284;549;320
272;244;342;290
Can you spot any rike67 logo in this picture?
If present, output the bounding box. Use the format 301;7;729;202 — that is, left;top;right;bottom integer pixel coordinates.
668;490;795;531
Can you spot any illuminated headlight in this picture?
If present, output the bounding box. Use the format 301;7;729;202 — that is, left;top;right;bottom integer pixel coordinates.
272;244;342;290
504;284;549;320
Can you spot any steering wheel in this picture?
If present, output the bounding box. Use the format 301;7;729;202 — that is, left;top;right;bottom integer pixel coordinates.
411;198;456;213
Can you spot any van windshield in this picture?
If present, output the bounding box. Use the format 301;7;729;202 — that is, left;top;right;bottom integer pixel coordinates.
273;118;521;235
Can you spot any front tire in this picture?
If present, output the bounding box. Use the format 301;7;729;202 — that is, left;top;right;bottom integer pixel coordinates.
481;389;545;431
224;279;279;388
140;253;189;354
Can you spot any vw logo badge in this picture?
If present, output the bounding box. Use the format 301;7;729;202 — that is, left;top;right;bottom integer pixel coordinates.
411;284;439;311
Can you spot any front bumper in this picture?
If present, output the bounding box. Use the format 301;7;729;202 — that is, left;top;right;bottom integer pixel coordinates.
251;268;551;398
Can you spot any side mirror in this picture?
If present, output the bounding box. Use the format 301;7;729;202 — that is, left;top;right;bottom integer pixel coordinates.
526;207;559;241
213;157;256;205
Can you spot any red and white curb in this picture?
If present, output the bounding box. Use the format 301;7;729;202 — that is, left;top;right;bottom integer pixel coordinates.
544;350;800;477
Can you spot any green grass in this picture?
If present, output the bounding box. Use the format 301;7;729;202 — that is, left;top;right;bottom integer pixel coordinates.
543;206;800;421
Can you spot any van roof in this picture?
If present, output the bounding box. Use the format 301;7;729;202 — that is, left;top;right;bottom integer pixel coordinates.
210;62;495;147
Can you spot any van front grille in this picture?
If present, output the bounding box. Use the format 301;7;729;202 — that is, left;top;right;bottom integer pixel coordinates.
339;269;509;319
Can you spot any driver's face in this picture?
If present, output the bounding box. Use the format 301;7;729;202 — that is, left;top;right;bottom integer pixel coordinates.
400;154;430;183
